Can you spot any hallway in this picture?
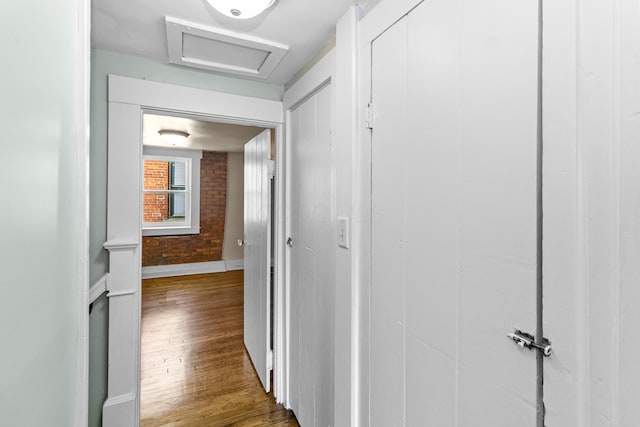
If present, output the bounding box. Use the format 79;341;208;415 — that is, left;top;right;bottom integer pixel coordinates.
140;271;298;426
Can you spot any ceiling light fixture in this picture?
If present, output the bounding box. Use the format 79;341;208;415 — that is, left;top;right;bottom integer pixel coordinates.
206;0;276;19
158;129;190;145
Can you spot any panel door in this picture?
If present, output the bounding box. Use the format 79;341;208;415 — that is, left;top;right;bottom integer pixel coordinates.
370;0;539;425
288;83;335;427
244;129;272;392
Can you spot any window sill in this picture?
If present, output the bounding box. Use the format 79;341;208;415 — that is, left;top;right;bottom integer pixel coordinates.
142;226;200;237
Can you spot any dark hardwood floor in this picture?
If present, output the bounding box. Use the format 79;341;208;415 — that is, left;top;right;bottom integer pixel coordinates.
141;270;298;426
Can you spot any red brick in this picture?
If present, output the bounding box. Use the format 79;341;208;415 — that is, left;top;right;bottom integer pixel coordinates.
142;151;228;267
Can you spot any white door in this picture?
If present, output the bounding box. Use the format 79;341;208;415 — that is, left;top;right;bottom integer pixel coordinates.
288;83;335;427
244;129;272;392
370;0;538;425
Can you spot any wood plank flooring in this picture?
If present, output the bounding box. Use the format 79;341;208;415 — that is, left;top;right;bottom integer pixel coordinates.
141;271;298;426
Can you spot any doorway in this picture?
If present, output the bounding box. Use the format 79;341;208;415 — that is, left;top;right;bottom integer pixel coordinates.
103;75;287;427
138;112;285;424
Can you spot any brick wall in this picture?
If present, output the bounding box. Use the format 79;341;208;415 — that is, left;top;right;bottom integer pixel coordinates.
143;160;170;222
142;151;228;266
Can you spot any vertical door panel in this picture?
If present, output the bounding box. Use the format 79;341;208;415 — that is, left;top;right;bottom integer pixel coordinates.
404;1;460;424
289;83;335;427
457;0;538;425
370;0;538;425
370;16;408;427
244;129;272;392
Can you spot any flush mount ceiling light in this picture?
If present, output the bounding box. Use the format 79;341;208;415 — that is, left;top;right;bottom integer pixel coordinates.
158;129;190;145
206;0;276;19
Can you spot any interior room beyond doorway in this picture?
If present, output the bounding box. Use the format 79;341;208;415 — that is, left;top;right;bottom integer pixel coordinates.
139;112;286;424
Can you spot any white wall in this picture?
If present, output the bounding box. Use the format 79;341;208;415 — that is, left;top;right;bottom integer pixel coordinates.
0;0;88;425
544;0;640;425
222;152;244;262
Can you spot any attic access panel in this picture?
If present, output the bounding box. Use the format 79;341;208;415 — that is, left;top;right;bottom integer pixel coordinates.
166;16;289;79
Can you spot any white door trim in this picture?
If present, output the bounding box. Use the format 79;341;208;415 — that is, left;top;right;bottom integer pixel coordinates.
104;75;284;427
75;0;91;425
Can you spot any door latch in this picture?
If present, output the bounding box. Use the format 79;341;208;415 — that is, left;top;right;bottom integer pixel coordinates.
507;329;552;357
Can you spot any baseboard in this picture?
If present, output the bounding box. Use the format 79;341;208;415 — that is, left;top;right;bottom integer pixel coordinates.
142;259;243;279
224;259;244;271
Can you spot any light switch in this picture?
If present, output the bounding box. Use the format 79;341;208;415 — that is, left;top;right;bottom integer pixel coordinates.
338;217;349;249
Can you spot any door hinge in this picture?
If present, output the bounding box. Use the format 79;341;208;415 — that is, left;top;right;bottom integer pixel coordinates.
365;102;374;130
507;329;552;357
267;349;273;370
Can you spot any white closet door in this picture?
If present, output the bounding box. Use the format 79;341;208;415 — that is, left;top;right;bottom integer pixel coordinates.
288;83;335;427
370;0;538;425
244;129;272;392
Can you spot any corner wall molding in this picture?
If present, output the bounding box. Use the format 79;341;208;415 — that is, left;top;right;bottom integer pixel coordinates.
89;274;109;304
107;290;136;298
142;259;244;279
104;239;139;251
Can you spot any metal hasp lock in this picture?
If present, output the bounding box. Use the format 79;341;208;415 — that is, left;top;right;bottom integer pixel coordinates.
507;329;552;357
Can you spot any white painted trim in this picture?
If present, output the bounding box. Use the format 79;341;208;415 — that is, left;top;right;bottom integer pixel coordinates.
273;123;287;405
103;239;139;251
107;290;137;298
335;7;359;427
142;147;203;236
108;75;283;124
142;261;227;279
359;0;423;44
224;259;245;271
90;274;109;304
75;0;91;425
283;110;293;408
106;76;284;427
283;49;336;110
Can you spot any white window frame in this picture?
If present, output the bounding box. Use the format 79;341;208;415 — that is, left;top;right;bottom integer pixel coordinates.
142;146;203;236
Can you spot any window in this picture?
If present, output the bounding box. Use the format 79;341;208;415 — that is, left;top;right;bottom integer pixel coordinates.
142;147;202;236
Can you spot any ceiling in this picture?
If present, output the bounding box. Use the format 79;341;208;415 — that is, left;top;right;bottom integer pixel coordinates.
92;0;363;85
143;113;265;152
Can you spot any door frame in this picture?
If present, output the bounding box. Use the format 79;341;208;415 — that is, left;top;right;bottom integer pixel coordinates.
104;75;286;427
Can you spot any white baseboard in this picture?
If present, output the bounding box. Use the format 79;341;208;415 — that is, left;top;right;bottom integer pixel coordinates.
224;259;244;271
142;259;244;279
